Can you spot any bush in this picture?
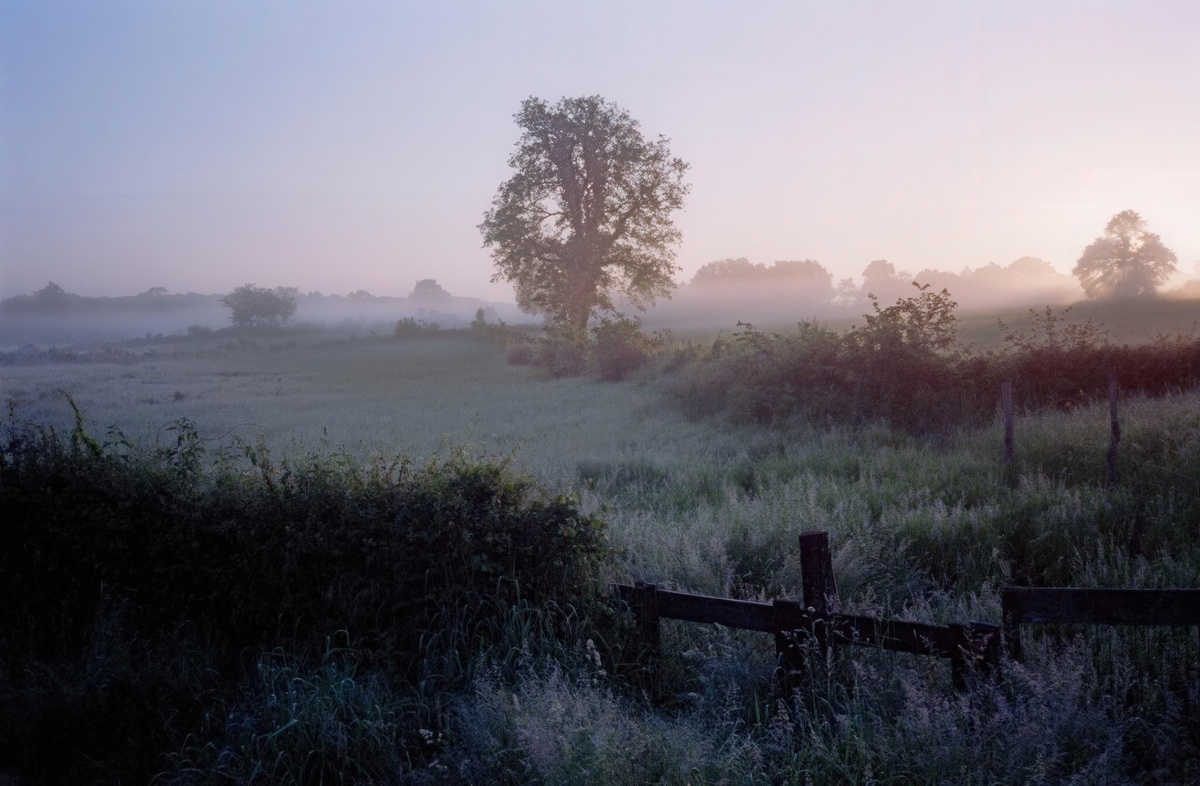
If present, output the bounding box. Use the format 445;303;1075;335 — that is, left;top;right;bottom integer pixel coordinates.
393;316;440;338
0;406;611;782
590;316;656;381
661;288;1200;435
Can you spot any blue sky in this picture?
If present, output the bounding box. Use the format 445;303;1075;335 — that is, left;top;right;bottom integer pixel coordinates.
3;0;1198;300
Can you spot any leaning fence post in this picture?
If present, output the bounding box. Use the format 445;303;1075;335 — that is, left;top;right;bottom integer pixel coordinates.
1105;369;1120;487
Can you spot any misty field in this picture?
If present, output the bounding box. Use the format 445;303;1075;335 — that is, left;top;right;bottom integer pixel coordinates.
4;325;1200;783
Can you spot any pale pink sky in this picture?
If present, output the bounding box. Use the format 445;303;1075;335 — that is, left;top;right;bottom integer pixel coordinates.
3;1;1198;301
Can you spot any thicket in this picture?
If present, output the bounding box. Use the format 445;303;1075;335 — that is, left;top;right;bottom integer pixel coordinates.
663;287;1200;433
499;315;669;382
0;404;609;783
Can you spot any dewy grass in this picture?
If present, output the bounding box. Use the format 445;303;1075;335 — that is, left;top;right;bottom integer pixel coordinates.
5;332;1200;782
162;648;405;785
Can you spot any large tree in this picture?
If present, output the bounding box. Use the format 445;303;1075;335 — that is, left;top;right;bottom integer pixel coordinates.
219;284;298;328
480;95;690;333
1072;210;1177;298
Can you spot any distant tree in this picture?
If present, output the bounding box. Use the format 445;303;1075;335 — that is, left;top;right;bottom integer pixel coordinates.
480;95;690;335
691;258;833;288
34;282;69;301
1073;210;1177;298
768;259;832;286
219;284;298;328
1007;256;1058;276
860;259;913;304
410;279;452;301
691;258;761;285
141;286;169;297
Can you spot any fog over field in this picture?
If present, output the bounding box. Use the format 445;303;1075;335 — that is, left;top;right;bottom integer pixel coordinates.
7;3;1200;783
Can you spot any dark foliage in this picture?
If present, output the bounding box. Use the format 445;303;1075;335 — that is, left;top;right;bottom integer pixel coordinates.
219;284;299;328
0;406;608;783
663;290;1200;434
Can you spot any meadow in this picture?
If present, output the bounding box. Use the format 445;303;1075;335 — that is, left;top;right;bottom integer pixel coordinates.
3;306;1200;783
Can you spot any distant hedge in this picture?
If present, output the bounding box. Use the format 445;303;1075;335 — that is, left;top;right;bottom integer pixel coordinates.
662;293;1200;434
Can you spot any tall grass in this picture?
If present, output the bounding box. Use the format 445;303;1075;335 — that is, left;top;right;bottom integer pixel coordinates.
4;330;1200;782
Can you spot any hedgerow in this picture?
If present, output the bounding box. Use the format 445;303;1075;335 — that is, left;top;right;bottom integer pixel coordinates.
0;402;609;783
660;288;1200;434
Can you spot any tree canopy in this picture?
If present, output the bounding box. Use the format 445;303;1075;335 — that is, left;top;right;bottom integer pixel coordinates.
219;284;298;328
480;95;690;333
410;279;451;302
691;258;832;288
1072;210;1177;298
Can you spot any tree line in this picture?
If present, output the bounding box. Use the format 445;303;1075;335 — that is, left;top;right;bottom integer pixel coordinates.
481;94;1184;367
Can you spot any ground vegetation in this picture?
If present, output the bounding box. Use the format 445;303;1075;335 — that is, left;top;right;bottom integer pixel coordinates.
3;314;1200;782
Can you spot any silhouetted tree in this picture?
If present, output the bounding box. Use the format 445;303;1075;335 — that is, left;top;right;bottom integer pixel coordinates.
410;279;451;301
34;282;69;301
480;95;690;336
691;258;832;288
860;259;913;304
691;257;758;284
219;284;298;328
1073;210;1177;298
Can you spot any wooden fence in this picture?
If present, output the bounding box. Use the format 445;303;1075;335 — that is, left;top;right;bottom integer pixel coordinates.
1001;587;1200;661
613;531;1001;693
615;531;1200;694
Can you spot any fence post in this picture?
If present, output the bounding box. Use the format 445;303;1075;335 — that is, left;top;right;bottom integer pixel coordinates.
1105;369;1120;487
1001;588;1023;662
773;599;806;697
633;582;660;658
799;531;839;615
949;623;1003;691
799;530;840;670
1001;380;1015;486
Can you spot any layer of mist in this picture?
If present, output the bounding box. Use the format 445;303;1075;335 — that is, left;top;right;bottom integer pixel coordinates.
642;256;1084;333
0;284;533;351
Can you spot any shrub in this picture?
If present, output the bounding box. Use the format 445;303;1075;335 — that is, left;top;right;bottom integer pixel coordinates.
393;316;440;338
538;324;589;377
590;316;655;381
0;406;611;782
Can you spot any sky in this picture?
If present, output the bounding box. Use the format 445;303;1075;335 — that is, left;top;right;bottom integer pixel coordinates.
2;0;1199;302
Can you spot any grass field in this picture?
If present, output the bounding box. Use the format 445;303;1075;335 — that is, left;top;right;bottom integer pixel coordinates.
2;333;743;481
4;317;1200;783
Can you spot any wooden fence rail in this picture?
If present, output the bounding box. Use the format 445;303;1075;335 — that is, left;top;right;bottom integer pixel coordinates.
614;531;1200;695
1002;587;1200;661
614;531;1001;693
